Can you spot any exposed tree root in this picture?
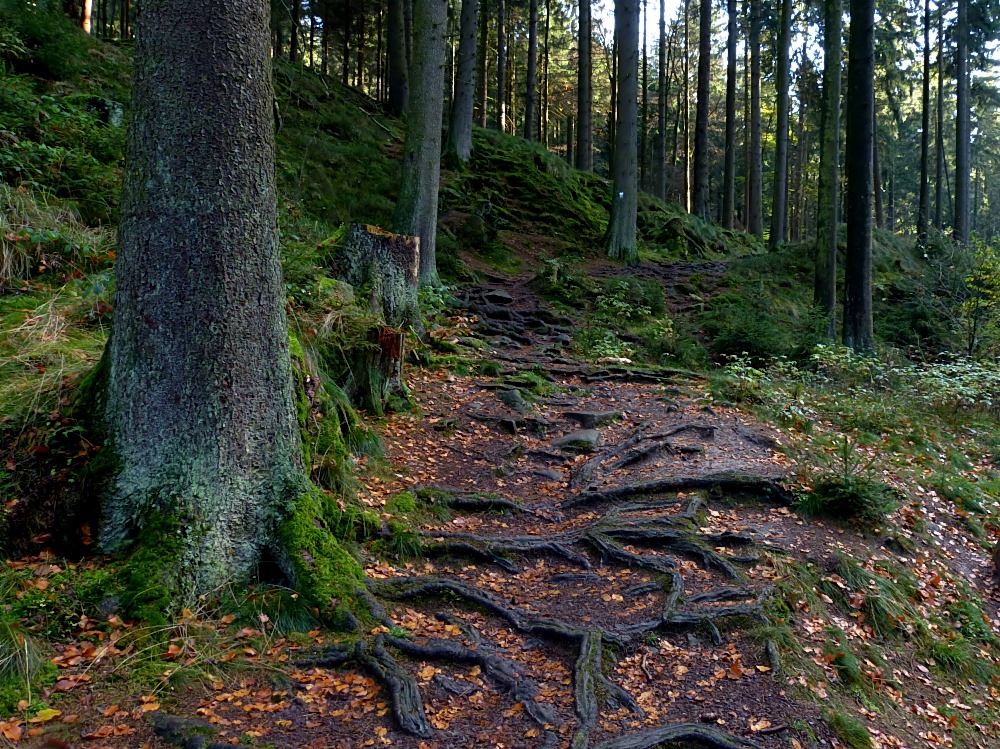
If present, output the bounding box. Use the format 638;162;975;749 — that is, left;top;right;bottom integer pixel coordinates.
590;723;762;749
417;485;529;515
354;637;432;737
566;472;793;508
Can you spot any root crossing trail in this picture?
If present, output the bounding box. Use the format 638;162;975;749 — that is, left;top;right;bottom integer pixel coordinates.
287;282;837;749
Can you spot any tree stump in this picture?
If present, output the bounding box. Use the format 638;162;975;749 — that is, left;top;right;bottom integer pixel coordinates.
352;326;407;416
329;224;419;414
331;223;420;330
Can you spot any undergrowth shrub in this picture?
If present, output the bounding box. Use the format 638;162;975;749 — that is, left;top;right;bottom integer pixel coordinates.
794;436;899;524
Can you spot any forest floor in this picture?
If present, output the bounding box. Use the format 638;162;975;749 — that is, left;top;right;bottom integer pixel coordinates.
9;258;1000;749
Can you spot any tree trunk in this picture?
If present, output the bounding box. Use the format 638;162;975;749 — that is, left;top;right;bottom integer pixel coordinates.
477;0;489;128
721;0;737;228
916;0;931;246
394;0;448;286
496;0;507;132
82;0;93;32
692;0;711;219
606;0;639;264
682;0;690;212
843;0;874;352
640;2;648;190
577;0;593;171
290;0;300;60
768;0;792;246
444;0;479;164
387;0;409;115
404;0;413;69
542;0;550;143
747;0;762;238
656;0;667;200
523;0;538;140
954;0;970;244
106;0;304;597
934;5;944;231
334;224;421;330
872;112;883;229
566;115;574;163
357;0;366;90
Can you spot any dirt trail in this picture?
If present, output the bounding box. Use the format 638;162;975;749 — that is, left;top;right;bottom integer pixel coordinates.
259;280;840;749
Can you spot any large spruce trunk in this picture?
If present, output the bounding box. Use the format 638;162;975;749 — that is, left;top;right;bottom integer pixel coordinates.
605;0;639;263
722;0;737;228
843;0;875;351
692;0;711;220
747;0;763;238
105;0;303;594
814;0;841;340
954;0;970;244
523;0;538;140
444;0;479;164
394;0;448;285
387;0;410;116
576;0;593;172
769;0;792;246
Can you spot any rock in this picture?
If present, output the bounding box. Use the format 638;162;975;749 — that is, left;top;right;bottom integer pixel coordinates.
498;388;532;414
551;429;601;452
483;288;514;305
534;468;562;481
148;714;252;749
563;410;623;429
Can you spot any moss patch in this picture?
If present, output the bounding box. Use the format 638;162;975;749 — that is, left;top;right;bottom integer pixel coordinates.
277;488;366;621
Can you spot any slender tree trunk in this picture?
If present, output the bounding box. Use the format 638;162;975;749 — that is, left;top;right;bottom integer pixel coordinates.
692;0;711;219
954;0;970;244
395;0;448;285
682;0;690;212
496;0;507;132
916;0;931;245
935;6;944;231
606;0;639;263
445;0;480;164
640;1;648;190
542;0;550;143
768;0;792;246
722;0;737;228
656;0;667;200
523;0;539;140
743;5;750;225
343;8;351;85
82;0;92;32
567;115;574;163
290;0;300;60
477;0;489;128
107;0;304;597
748;0;763;237
843;0;875;351
357;1;366;90
387;0;409;115
576;0;593;170
873;111;883;229
404;0;413;69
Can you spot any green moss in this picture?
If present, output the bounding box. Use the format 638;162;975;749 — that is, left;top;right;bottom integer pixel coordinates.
116;512;184;626
386;491;417;514
277;489;364;620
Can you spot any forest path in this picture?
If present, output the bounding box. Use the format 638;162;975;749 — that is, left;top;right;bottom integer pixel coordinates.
248;278;844;749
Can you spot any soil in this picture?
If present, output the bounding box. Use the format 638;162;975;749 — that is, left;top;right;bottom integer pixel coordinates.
16;259;1000;749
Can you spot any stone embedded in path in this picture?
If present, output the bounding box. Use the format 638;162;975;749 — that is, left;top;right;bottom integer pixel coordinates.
551;428;601;452
563;410;623;429
483;288;515;305
498;388;532;414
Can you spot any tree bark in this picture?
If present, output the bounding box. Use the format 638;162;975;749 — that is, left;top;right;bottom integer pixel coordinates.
872;111;883;229
576;0;594;171
722;0;737;228
916;0;931;246
106;0;303;596
692;0;711;219
954;0;970;244
934;5;944;231
843;0;875;352
656;0;667;200
768;0;792;246
747;0;762;238
394;0;448;285
477;0;488;127
523;0;538;140
290;0;300;61
606;0;639;264
387;0;409;115
682;0;690;212
444;0;479;164
496;0;507;132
